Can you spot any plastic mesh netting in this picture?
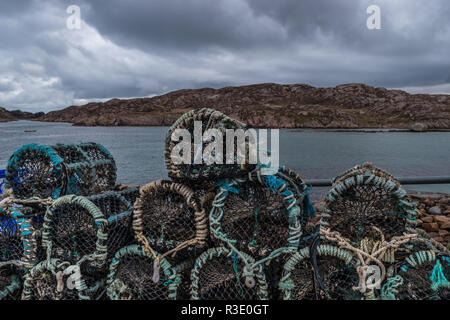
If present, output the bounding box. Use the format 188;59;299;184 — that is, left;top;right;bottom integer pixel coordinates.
320;162;417;244
280;244;361;300
42;195;107;268
165;108;257;181
6;142;116;199
190;247;268;300
133;180;207;264
22;259;91;300
87;192;134;260
106;244;179;300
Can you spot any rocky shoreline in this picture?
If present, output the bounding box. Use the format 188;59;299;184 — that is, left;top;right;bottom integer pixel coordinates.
3;83;449;130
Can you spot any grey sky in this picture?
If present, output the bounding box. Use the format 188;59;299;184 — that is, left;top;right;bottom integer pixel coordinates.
0;0;449;112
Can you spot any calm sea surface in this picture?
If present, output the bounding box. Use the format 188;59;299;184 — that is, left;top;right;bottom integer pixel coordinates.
1;121;449;200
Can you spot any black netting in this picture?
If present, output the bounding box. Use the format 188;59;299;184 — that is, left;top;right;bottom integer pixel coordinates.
191;248;266;300
106;245;178;300
390;252;450;300
87;193;134;260
134;180;207;264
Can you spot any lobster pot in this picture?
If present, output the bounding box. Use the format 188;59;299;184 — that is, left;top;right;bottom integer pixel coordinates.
106;245;179;300
6;142;116;199
165;108;256;181
22;259;91;300
384;250;450;300
133;180;208;265
320;162;417;244
0;274;21;300
209;170;303;259
42;196;108;268
87;192;134;260
279;245;361;300
191;247;268;300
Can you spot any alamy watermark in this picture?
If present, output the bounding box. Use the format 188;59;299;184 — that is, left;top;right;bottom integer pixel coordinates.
170;121;279;175
367;5;381;30
66;5;82;30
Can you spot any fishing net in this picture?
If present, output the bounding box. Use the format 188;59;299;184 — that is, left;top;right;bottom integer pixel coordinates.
320;162;417;244
87;192;134;260
22;258;91;300
190;247;268;300
116;186;140;207
209;169;302;260
6;142;116;199
380;250;450;300
133;180;208;265
0;272;21;300
279;244;361;300
106;244;179;300
42;195;107;269
165;108;257;181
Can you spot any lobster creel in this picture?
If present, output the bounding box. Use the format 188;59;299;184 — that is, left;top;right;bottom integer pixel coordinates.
279;244;361;300
42;195;108;268
320;162;418;243
22;258;91;300
106;244;179;300
209;169;303;259
133;180;208;265
6;142;116;199
165;108;256;181
190;247;268;300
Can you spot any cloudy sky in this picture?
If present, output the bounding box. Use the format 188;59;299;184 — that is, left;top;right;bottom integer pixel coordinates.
0;0;449;112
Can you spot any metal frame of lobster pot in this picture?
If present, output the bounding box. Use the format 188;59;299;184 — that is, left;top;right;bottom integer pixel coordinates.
6;142;116;199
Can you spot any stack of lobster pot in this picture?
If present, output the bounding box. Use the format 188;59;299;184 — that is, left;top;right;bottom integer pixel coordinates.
0;142;129;300
110;108;313;301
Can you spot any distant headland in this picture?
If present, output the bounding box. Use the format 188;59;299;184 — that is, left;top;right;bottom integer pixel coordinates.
2;83;450;131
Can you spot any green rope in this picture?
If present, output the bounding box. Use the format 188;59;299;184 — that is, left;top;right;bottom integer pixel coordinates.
430;259;450;291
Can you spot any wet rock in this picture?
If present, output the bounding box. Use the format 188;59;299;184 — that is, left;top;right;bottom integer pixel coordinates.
428;206;442;215
422;222;440;232
421;216;434;223
434;216;450;225
410;122;428;132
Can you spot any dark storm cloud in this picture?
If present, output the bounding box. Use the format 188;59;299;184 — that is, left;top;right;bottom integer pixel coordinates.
0;0;449;112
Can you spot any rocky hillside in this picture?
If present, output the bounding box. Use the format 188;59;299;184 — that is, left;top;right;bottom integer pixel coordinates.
0;107;44;122
0;107;17;122
38;83;450;129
